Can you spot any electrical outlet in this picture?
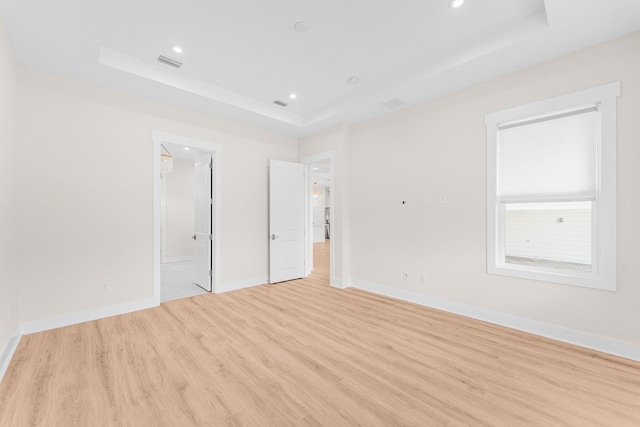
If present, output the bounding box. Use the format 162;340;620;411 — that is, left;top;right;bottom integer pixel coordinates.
420;197;427;206
101;283;110;293
402;273;408;281
440;195;446;204
420;273;427;284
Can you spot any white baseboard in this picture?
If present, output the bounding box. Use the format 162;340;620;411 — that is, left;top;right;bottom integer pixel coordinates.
20;297;159;335
351;279;640;362
330;277;352;289
161;255;194;264
0;326;22;383
216;276;269;294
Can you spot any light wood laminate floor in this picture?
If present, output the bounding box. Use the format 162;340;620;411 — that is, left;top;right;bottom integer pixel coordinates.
1;241;639;426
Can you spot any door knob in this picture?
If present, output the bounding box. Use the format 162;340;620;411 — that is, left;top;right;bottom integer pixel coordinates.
192;234;196;240
271;234;279;240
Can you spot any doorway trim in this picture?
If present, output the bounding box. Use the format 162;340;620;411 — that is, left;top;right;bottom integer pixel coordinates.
152;131;222;303
300;151;335;286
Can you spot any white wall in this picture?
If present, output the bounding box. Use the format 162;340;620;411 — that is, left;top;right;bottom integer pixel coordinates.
15;68;298;323
349;31;640;346
0;20;19;358
164;158;195;261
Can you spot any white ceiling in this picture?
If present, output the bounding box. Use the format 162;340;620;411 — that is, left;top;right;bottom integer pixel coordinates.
1;0;639;137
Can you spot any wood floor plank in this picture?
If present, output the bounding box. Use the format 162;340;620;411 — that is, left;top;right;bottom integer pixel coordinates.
1;240;640;426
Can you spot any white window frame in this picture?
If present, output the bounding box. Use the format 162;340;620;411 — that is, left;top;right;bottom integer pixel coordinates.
485;82;619;290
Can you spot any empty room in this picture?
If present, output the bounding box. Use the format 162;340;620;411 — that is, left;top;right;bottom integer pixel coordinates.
1;0;640;425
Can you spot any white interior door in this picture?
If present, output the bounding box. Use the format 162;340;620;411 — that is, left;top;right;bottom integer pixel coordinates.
194;152;212;291
269;159;305;283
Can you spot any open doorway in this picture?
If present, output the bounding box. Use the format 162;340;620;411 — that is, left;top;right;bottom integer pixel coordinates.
301;151;334;285
152;131;222;304
160;151;203;301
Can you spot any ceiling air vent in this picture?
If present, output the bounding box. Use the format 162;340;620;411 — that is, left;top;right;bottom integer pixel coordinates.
273;99;289;107
157;55;183;69
381;98;406;109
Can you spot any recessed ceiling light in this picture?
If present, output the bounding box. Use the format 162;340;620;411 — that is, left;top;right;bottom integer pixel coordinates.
449;0;464;8
294;22;308;33
184;147;189;151
289;93;297;99
172;46;183;54
347;76;360;85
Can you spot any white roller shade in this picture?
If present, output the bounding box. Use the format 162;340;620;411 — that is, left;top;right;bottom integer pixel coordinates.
497;108;598;203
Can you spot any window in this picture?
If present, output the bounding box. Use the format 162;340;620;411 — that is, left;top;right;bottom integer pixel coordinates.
485;83;619;290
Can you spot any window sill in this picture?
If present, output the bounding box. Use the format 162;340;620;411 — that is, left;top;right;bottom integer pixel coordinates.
488;263;615;291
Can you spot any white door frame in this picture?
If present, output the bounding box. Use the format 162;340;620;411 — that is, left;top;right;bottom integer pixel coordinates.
300;151;335;286
152;131;222;303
